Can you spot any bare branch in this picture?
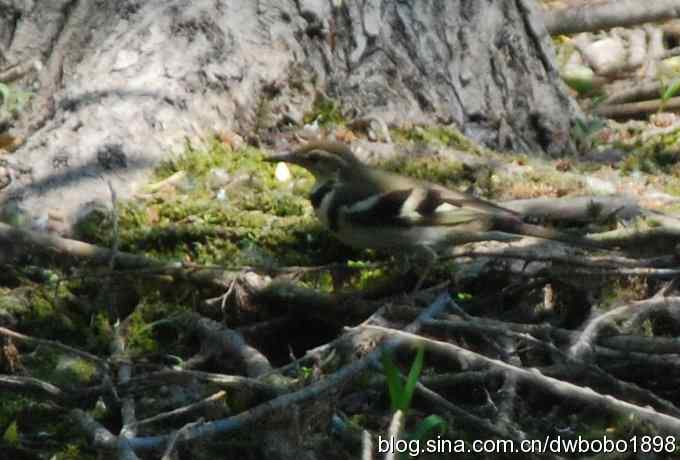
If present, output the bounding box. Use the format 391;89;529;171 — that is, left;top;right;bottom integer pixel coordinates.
543;0;680;35
0;326;108;370
363;325;680;437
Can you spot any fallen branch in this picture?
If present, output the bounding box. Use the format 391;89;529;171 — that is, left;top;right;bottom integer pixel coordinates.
364;326;680;437
504;196;641;223
448;249;674;269
0;326;108;370
419;318;680;417
0;375;67;402
161;419;204;460
602;80;666;106
594;96;680;119
131;391;225;430
178;313;274;379
111;293;454;451
0;222;238;288
543;0;680;36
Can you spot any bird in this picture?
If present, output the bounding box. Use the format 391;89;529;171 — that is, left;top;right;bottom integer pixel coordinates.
266;141;602;286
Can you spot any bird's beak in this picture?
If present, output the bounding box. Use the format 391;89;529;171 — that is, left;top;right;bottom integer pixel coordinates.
264;153;298;164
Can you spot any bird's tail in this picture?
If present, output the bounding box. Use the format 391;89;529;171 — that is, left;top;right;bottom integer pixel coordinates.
500;219;605;250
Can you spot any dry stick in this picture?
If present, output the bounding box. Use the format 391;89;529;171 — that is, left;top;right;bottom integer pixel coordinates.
412;379;527;443
571;297;680;360
104;182;139;460
131;391;225;431
0;326;108;370
179;312;273;378
423;318;680;417
626;296;680;331
112;324;137;460
179;312;304;458
261;289;441;381
119;293;452;451
0;375;66;401
384;410;404;460
503;196;642;223
161;419;204;460
71;409;118;450
259;304;396;380
447;250;671;269
362;430;373;460
106;181;120;318
602;80;666;106
78;368;277;401
444;314;680;356
543;0;680;36
595;96;680;119
0;222;236;288
129;369;280;395
363;326;680;437
542;266;680;278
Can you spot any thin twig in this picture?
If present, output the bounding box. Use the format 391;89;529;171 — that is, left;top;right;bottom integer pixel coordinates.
0;326;108;370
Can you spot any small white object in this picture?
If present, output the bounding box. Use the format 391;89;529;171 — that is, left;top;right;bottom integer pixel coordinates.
582;37;626;75
275;162;292;182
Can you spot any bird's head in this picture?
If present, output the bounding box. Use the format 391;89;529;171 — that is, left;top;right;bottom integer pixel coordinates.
266;142;360;180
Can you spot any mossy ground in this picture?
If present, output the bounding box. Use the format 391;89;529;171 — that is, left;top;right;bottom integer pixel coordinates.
3;118;679;457
621;130;680;176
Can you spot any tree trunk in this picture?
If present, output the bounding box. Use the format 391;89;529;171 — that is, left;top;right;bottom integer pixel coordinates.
0;0;579;226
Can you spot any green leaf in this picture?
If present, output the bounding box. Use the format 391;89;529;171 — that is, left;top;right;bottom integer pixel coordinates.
400;345;425;411
0;82;10;105
561;64;594;94
409;415;448;442
662;77;680;103
3;420;19;446
381;350;404;411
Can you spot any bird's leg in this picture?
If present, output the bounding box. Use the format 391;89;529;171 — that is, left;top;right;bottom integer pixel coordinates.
412;245;438;293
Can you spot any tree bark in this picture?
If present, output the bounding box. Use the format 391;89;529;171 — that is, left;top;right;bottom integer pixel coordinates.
0;0;580;228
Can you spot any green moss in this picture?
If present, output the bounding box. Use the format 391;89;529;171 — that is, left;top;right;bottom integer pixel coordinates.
58;358;97;385
8;285;87;344
0;392;94;459
620;130;680;175
2;420;18;446
303;94;346;127
379;156;470;189
391;126;488;155
79;140;339;271
0;397;21;431
52;444;92;460
127;307;158;355
0;291;29;317
354;265;390;289
90;312;113;350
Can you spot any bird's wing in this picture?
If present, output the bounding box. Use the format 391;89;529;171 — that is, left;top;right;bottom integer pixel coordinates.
364;167;519;219
434;185;520;219
343;186;497;231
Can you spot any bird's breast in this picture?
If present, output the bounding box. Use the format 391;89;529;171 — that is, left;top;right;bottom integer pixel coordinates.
310;180;336;229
